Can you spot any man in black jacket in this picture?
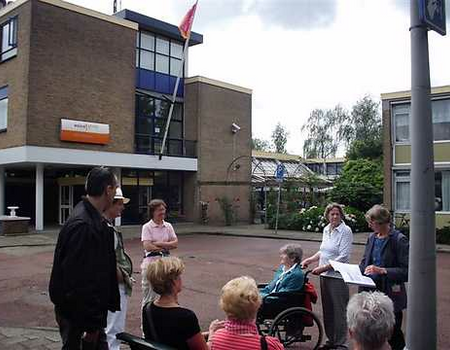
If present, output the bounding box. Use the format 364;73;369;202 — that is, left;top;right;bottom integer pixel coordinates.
49;167;120;349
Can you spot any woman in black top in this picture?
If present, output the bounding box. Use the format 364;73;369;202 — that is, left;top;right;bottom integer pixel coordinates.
143;257;224;350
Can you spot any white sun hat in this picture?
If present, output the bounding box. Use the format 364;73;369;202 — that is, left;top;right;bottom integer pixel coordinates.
114;187;130;204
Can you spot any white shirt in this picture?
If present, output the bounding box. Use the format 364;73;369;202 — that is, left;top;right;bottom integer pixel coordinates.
319;222;353;278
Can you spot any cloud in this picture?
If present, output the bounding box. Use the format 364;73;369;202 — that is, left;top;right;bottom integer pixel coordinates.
170;0;338;31
251;0;338;30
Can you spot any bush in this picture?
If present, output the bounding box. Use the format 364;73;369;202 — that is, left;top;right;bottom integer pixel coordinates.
216;196;236;226
268;206;368;233
436;226;450;245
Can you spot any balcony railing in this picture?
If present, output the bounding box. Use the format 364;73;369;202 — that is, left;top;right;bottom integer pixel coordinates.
135;135;197;158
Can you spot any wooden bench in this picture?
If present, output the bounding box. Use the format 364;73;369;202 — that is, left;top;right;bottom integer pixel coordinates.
116;332;176;350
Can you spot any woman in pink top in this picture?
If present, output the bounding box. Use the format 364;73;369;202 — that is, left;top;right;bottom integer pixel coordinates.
141;199;178;306
210;276;284;350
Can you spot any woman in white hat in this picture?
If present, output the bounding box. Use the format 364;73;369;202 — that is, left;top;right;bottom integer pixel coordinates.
104;188;133;350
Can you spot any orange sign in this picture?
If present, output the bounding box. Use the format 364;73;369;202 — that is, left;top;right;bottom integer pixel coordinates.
60;119;110;145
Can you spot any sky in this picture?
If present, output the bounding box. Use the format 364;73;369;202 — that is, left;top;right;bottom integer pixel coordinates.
68;0;450;155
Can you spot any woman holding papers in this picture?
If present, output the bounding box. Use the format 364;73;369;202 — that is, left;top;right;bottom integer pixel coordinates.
301;203;353;350
359;205;409;350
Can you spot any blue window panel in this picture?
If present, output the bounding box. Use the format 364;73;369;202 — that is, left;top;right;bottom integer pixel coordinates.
155;72;170;94
137;69;155;91
0;86;8;100
169;76;184;97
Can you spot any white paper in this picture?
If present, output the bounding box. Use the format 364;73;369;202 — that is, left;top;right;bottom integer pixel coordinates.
329;260;376;288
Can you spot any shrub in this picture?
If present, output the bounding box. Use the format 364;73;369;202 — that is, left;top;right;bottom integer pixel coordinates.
268;206;368;233
216;196;236;226
436;226;450;245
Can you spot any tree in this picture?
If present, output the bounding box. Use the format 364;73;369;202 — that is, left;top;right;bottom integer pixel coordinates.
329;158;383;212
338;95;382;160
252;137;271;152
271;123;289;153
302;105;347;159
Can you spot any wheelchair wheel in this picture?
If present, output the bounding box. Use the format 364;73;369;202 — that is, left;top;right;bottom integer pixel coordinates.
269;307;323;349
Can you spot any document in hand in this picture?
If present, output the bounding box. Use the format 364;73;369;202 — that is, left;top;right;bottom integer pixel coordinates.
329;260;376;288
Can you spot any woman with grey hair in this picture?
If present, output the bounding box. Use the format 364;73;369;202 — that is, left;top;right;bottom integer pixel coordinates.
347;291;395;350
301;203;353;350
259;244;304;302
359;204;409;350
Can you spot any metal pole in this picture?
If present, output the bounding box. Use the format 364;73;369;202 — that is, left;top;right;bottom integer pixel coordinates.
275;182;281;234
406;1;437;349
159;29;191;160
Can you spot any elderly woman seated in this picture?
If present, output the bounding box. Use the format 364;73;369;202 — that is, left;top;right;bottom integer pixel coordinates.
260;244;305;305
143;257;223;350
346;291;395;350
210;276;284;350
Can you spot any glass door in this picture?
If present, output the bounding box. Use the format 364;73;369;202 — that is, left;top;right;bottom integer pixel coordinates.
59;185;73;225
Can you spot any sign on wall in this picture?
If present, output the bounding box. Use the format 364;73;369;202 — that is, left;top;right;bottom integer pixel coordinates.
60;119;110;145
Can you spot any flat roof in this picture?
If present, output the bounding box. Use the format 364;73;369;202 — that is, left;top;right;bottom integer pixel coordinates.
381;85;450;100
302;157;346;164
186;76;252;95
252;150;301;161
0;0;139;30
114;9;203;46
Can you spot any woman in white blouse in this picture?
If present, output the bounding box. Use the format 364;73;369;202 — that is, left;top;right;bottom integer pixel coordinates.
301;203;353;350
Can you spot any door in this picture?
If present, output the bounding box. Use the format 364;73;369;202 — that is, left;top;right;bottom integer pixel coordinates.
59;185;73;225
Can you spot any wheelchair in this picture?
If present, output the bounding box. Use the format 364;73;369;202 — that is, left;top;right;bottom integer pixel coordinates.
257;270;324;349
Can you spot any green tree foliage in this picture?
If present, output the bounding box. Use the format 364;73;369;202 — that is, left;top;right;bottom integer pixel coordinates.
329;159;383;212
338;95;383;160
302;106;346;159
271;123;289;153
252;137;272;152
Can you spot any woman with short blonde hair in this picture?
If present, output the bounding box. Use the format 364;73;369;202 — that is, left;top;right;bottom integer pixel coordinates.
211;277;284;350
143;257;223;350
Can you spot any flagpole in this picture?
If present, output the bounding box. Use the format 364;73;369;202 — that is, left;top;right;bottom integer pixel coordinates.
159;2;197;160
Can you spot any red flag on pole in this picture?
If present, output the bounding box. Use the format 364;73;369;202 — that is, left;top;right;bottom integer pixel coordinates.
178;1;198;39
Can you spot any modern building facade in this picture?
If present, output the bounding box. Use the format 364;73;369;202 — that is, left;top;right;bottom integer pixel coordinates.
0;0;252;230
382;85;450;228
303;157;345;181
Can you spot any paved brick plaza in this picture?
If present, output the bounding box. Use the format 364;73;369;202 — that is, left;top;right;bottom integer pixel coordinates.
0;233;449;349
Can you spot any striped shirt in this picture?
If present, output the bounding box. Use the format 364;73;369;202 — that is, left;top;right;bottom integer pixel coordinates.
211;320;284;350
319;221;353;278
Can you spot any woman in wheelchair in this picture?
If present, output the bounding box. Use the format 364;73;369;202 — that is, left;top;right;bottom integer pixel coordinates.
259;243;304;309
143;257;224;350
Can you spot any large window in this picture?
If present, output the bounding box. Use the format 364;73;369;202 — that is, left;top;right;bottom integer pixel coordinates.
393;99;450;143
136;31;184;76
394;170;450;212
0;86;8;131
1;17;18;62
135;94;184;156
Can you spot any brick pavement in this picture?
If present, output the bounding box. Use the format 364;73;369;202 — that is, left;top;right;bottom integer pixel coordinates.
0;327;60;350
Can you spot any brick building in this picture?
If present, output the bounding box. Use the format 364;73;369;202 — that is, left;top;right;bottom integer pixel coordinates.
381;85;450;228
0;0;252;229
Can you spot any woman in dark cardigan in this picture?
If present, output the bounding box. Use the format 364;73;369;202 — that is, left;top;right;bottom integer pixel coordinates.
359;205;409;350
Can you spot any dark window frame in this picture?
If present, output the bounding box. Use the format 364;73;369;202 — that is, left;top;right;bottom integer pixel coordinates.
0;16;18;63
136;30;184;78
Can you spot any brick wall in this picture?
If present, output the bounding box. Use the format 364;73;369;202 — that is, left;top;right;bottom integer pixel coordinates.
0;1;32;149
382;99;393;210
26;0;136;153
185;78;252;224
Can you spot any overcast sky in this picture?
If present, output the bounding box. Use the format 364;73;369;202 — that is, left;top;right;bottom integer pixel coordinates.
69;0;450;155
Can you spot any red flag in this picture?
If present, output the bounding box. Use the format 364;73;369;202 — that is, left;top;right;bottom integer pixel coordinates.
178;1;198;39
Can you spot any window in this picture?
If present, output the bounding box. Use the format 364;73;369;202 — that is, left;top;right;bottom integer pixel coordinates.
136;30;184;77
1;17;18;62
393;99;450;142
393;104;410;142
394;170;450;212
432;99;450;141
135;94;184;156
0;86;8;131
